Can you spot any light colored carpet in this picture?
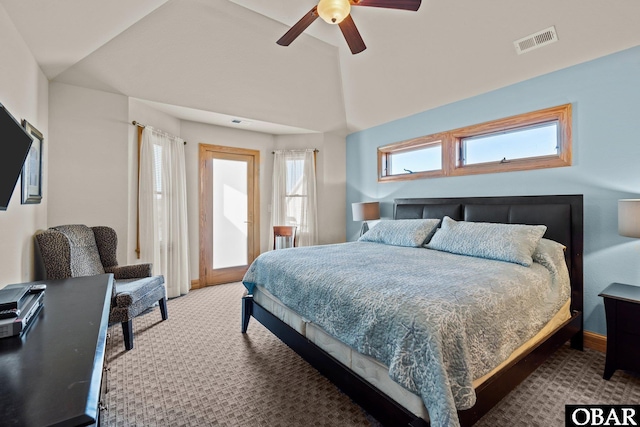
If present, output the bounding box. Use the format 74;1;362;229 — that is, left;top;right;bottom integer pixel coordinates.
103;282;640;426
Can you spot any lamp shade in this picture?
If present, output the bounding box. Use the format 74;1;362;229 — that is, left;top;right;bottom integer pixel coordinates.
352;202;380;222
618;199;640;238
317;0;351;24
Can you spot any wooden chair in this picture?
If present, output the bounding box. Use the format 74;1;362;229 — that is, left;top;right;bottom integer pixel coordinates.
273;226;296;250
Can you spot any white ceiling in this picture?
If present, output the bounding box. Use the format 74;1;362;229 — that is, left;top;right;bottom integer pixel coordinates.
0;0;170;80
2;0;640;134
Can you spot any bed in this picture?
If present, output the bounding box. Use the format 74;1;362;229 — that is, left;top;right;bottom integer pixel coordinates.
241;195;583;427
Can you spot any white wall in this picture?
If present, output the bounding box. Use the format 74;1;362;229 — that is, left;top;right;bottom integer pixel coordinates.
48;82;129;264
0;5;49;286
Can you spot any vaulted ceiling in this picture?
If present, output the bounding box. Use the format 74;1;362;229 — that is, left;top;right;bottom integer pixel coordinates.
2;0;640;134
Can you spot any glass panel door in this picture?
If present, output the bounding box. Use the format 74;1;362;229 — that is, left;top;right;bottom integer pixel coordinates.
199;144;260;286
212;158;248;269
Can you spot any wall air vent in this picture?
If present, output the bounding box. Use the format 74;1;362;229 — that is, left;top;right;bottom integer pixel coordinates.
514;26;558;55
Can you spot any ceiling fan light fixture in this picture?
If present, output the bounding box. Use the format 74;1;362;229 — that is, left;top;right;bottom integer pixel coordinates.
317;0;351;24
277;0;420;54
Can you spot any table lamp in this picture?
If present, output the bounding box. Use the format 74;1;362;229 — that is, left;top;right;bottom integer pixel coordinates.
619;199;640;238
352;201;380;237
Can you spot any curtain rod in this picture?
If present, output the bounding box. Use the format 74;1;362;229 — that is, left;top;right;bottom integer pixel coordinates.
132;121;187;145
272;149;319;154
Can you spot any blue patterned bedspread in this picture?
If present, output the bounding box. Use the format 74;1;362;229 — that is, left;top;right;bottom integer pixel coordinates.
242;242;570;427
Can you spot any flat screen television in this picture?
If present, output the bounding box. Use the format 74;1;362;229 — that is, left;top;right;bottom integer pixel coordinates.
0;103;33;211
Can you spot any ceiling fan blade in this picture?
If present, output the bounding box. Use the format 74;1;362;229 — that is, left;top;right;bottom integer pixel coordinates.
277;6;319;46
351;0;421;11
338;14;366;54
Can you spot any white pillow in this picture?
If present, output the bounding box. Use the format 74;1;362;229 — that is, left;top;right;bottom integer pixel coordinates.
426;216;547;266
359;219;440;247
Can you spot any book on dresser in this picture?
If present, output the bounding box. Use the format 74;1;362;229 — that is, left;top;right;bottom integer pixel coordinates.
0;285;30;311
0;289;45;339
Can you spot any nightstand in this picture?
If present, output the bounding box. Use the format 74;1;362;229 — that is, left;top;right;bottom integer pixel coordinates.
599;282;640;380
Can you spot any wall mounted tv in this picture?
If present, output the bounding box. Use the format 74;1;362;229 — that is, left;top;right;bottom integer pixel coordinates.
0;103;33;211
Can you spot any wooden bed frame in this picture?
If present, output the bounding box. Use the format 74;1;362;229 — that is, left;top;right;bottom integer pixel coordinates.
241;194;583;426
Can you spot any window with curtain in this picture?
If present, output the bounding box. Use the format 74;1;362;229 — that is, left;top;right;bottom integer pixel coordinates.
271;149;318;247
139;126;190;298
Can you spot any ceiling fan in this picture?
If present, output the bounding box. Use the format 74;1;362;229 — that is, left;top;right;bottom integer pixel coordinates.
276;0;421;55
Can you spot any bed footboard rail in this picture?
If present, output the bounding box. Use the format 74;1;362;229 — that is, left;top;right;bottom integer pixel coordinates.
458;310;583;425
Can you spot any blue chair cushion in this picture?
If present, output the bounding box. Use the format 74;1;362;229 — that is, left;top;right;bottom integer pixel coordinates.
114;276;165;307
109;275;166;324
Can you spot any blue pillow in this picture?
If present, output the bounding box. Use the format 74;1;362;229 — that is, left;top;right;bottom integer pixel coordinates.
532;238;567;271
426;216;547;266
358;219;440;247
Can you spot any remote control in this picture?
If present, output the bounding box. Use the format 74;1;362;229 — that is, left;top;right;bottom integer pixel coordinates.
29;284;47;293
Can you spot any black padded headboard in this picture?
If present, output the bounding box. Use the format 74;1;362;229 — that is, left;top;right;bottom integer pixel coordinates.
394;195;584;314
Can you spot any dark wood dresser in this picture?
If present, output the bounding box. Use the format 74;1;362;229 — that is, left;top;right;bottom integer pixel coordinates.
599;282;640;380
0;274;113;426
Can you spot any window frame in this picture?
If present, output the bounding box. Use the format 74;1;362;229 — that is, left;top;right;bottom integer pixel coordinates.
377;104;572;183
378;134;446;182
283;157;308;230
274;150;318;235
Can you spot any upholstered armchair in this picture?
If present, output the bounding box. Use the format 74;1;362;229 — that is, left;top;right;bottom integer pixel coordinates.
35;224;168;350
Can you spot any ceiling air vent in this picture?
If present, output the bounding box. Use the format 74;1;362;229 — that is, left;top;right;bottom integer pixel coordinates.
514;26;558;55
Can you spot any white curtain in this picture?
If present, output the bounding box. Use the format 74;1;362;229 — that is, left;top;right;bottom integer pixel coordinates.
139;126;190;298
271;149;318;248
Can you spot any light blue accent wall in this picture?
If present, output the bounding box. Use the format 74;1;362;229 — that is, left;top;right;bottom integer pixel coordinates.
346;45;640;335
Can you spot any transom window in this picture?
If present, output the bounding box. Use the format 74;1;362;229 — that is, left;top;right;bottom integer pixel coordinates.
378;104;572;182
378;136;445;181
381;138;442;178
461;121;559;165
